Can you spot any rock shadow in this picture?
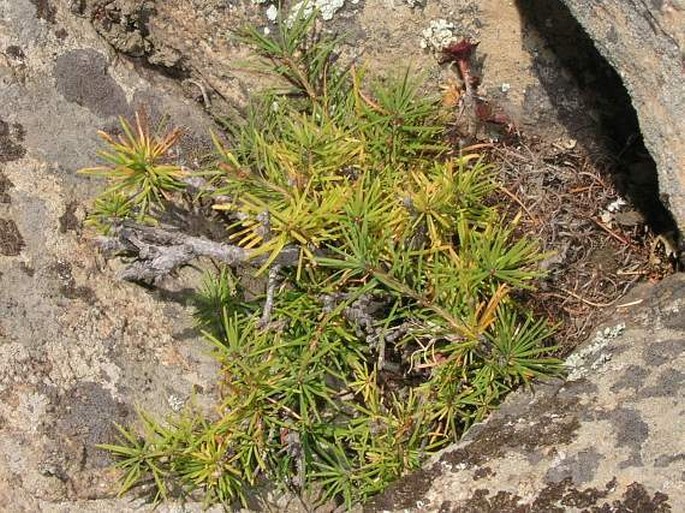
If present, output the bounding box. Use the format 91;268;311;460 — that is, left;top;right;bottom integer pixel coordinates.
515;0;680;248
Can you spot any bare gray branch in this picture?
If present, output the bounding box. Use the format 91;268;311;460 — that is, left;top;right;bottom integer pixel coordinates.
96;222;300;282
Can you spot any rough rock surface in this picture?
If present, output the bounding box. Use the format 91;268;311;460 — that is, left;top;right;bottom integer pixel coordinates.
558;0;685;233
0;1;220;511
363;273;685;512
76;0;607;144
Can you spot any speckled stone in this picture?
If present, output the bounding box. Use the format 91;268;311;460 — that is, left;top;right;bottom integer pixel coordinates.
363;274;685;512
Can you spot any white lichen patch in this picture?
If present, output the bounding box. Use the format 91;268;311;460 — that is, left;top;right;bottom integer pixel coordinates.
266;4;279;22
289;0;346;22
565;323;626;381
420;19;458;51
600;197;628;224
606;197;628;213
168;394;186;412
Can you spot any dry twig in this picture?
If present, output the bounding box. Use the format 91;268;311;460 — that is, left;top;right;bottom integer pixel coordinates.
97;222;300;282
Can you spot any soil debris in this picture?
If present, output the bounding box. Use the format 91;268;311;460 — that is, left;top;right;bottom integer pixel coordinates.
487;140;676;355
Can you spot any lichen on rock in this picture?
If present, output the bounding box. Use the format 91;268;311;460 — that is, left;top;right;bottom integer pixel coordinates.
289;0;346;22
420;19;458;52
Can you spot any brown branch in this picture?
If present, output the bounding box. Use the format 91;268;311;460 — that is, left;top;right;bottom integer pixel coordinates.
498;185;541;226
441;40;480;98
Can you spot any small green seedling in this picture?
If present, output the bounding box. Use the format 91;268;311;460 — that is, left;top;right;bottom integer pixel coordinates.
80;111;186;223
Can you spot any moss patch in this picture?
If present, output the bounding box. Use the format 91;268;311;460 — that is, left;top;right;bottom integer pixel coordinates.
54;50;129;118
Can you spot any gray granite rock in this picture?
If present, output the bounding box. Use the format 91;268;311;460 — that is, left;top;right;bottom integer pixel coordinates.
0;0;218;509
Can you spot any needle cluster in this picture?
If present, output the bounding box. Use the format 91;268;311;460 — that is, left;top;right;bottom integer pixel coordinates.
91;9;562;509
